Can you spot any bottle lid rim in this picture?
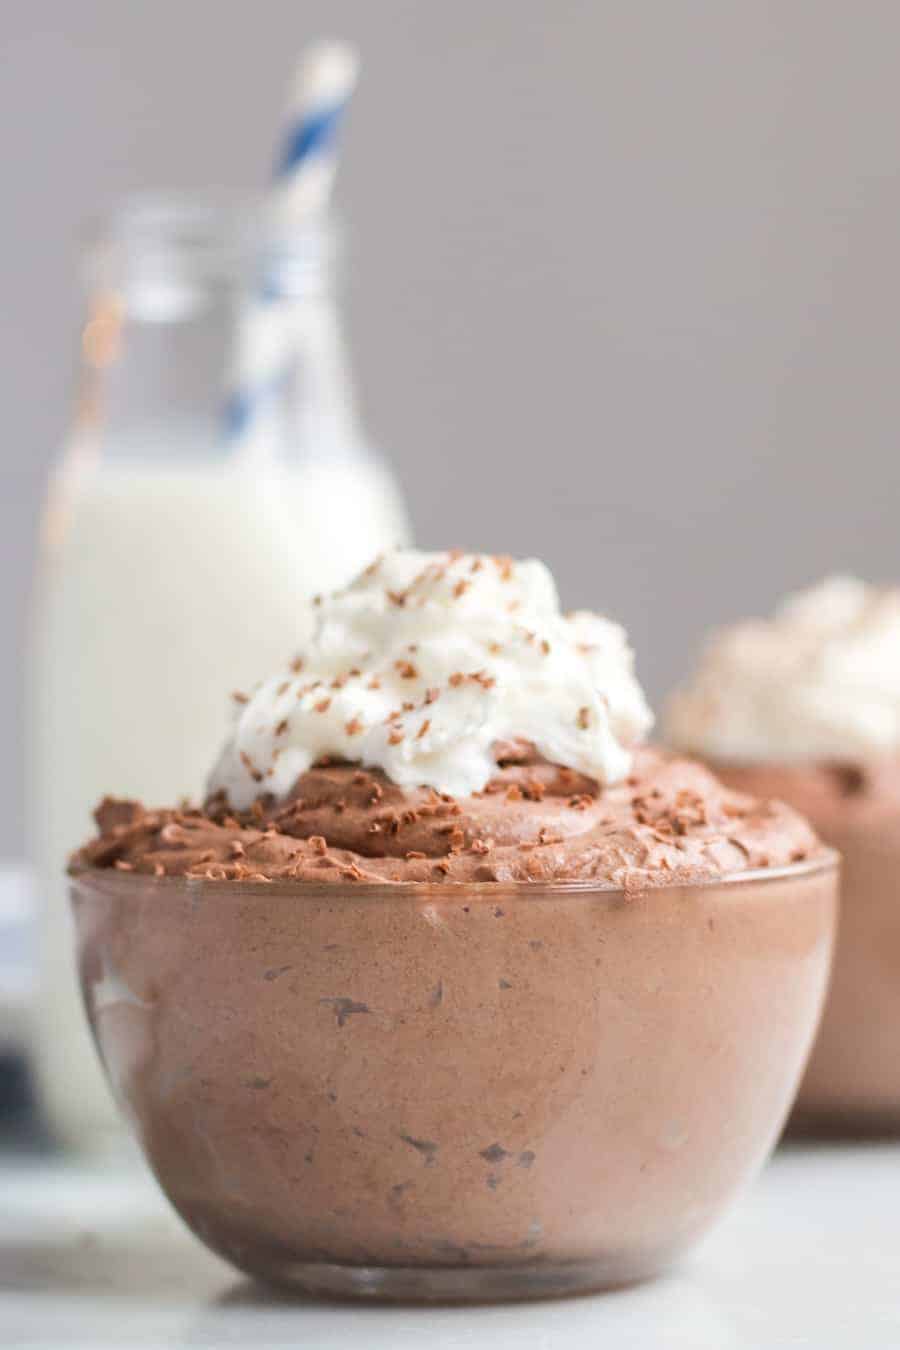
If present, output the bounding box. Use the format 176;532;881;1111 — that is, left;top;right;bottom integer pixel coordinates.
81;193;342;298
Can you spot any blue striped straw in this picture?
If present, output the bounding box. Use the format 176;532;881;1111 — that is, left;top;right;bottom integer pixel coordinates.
225;40;359;446
270;40;360;225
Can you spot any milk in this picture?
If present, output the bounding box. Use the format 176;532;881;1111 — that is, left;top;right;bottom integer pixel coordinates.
29;446;409;1149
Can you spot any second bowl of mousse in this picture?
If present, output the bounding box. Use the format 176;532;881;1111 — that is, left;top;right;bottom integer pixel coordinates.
70;551;837;1300
666;576;900;1132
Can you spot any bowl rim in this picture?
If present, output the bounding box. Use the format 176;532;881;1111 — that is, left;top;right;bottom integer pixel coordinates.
69;847;840;900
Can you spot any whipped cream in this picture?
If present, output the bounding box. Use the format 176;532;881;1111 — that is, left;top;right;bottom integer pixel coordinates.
209;549;653;805
666;576;900;763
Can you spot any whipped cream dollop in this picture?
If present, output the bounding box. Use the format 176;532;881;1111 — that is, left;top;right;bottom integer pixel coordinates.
666;576;900;763
209;549;653;806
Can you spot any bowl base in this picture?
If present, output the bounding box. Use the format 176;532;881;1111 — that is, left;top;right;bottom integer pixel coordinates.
253;1255;661;1304
788;1106;900;1139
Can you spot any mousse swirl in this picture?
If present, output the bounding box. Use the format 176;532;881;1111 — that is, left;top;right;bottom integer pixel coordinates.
71;551;827;887
73;748;822;887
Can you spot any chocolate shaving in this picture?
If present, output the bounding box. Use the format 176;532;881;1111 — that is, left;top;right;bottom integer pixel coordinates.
239;751;263;784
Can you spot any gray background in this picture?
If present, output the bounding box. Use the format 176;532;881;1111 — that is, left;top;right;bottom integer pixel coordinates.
2;0;899;856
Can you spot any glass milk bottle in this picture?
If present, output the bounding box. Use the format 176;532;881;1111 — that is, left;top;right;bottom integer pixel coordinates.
28;197;410;1150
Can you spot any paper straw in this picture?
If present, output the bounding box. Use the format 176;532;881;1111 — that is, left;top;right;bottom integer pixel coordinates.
271;40;360;226
224;40;359;448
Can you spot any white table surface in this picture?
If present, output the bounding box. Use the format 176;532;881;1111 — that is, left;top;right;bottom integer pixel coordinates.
2;1142;898;1349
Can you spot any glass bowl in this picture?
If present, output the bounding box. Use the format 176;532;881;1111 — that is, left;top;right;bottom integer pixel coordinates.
70;857;837;1301
712;758;900;1133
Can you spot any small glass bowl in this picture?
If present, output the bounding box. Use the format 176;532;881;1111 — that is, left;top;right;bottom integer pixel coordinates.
712;758;900;1133
71;856;837;1301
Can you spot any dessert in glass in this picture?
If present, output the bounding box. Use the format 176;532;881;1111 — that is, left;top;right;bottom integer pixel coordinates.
666;576;900;1132
70;551;837;1300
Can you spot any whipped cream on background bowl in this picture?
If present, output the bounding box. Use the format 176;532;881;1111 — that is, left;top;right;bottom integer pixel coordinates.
665;576;900;764
210;549;654;807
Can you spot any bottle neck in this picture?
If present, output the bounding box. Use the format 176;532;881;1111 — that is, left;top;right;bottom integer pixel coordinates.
70;198;365;469
224;287;363;470
293;294;363;456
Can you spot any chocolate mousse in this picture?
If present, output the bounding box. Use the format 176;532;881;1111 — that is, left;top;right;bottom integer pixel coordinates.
73;746;821;889
69;550;836;1298
667;576;900;1130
